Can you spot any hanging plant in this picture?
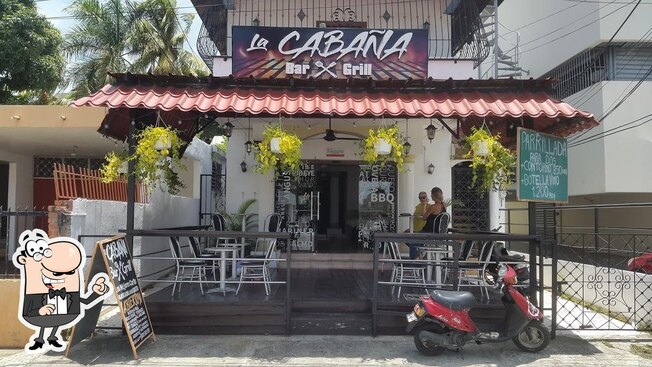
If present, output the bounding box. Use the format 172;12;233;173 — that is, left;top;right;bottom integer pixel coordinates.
99;151;130;183
254;124;303;174
360;125;405;171
463;127;516;193
100;126;186;195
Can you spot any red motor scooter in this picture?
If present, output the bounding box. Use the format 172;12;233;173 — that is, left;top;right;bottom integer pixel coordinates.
406;264;550;355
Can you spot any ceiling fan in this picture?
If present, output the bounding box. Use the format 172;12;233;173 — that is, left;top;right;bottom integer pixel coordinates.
310;117;361;142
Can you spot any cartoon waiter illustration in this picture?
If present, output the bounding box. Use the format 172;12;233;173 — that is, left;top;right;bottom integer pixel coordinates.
12;229;112;352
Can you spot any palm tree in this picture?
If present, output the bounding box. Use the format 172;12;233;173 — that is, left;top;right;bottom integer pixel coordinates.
64;0;137;98
131;0;208;76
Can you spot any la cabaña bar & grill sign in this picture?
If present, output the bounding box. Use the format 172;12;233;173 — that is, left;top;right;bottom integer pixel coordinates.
232;26;428;80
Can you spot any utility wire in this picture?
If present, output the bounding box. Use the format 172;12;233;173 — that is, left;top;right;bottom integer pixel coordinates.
569;113;652;148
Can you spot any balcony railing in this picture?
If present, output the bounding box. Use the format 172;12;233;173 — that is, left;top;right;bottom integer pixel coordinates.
196;0;491;70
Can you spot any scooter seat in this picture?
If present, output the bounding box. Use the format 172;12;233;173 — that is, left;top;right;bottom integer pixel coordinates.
428;290;476;311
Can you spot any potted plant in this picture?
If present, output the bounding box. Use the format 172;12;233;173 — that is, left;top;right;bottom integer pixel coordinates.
463;127;516;192
254;124;302;174
100;126;186;195
360;125;405;170
99;151;130;183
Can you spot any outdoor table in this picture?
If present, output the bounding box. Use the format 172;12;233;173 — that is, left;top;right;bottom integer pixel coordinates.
204;246;239;294
417;243;450;285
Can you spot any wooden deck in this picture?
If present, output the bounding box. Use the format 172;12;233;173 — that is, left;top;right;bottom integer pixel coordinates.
145;268;505;335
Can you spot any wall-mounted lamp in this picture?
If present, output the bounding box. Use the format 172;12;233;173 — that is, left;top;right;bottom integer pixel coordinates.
423;20;430;30
11;115;20;120
252;17;260;26
425;120;438;143
427;163;435;175
240;160;247;172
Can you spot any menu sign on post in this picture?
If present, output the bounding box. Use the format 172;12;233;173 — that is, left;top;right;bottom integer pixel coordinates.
232;26;428;80
65;236;155;359
517;128;569;203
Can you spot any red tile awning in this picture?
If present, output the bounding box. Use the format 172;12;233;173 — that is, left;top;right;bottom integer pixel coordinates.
73;83;595;123
72;74;598;143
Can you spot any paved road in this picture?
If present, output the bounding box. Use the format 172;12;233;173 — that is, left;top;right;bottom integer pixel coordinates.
0;330;649;366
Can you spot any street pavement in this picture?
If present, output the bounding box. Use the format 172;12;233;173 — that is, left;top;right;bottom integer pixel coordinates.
0;329;650;366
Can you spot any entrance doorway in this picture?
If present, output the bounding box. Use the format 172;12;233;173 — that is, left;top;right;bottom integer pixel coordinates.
314;162;360;252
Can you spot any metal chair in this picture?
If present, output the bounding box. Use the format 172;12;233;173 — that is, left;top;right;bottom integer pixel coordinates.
388;241;426;299
457;240;496;302
236;238;277;296
188;236;220;282
169;237;210;296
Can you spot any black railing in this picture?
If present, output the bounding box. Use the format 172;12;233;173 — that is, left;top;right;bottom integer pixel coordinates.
501;203;652;333
370;232;544;337
196;0;490;69
1;207;49;278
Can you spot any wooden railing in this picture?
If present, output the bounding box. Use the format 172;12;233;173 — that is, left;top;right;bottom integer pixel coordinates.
53;163;148;204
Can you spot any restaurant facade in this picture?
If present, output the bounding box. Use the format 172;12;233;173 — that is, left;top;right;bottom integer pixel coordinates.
70;0;598;335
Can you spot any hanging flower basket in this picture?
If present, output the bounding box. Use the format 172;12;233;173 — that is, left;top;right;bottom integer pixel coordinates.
374;138;392;155
463;127;516;193
154;136;172;151
100;126;186;195
270;137;282;153
360;125;405;171
472;140;491;157
117;161;129;174
255;124;303;174
100;151;130;183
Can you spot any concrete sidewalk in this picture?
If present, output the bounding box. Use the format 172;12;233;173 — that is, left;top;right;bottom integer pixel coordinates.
0;330;650;367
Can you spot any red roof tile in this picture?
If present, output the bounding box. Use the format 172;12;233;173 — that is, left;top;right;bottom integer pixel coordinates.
72;84;596;122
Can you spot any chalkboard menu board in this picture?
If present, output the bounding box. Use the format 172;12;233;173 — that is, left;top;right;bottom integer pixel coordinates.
517;128;569;203
358;164;397;250
66;236;155;359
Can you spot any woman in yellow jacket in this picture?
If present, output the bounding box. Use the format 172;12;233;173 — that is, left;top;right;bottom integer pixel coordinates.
413;191;430;232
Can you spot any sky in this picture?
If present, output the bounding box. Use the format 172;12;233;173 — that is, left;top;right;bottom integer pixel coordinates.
35;0;203;54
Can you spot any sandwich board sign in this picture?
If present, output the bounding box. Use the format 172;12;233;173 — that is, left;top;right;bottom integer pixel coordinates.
517;127;569;203
65;235;155;359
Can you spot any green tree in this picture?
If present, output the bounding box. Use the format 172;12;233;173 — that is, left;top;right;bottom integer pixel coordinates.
64;0;136;99
131;0;208;76
0;0;65;104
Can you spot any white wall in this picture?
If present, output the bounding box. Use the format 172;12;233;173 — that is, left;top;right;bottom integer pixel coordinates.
70;138;212;278
566;81;652;196
498;0;651;77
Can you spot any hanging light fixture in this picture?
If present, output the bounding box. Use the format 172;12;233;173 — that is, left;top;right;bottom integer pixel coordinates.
224;119;234;138
427;163;435;175
252;16;260;27
425;120;438;143
403;118;411;155
244;118;253;154
240;160;247;172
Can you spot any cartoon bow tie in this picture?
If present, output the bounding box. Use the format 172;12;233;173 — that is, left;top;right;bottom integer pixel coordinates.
48;288;67;299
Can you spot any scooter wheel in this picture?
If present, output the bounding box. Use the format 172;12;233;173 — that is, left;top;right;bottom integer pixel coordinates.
512;321;550;353
413;324;448;356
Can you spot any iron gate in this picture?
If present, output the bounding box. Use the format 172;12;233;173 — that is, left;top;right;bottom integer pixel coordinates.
451;162;489;230
199;162;226;228
1;207;49;277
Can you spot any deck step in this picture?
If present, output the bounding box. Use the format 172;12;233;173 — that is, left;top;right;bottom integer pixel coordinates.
291;313;372;335
292;299;371;313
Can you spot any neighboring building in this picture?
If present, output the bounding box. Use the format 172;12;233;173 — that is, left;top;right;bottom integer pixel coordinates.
0;105;214;273
498;0;652;232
